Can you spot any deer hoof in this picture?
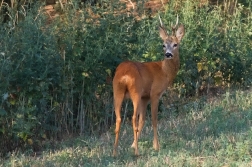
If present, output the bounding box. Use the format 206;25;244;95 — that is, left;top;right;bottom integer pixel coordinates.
131;142;136;149
112;150;117;157
153;141;160;150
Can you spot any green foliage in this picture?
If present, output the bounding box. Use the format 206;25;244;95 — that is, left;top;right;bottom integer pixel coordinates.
0;0;252;156
171;0;252;95
0;3;62;154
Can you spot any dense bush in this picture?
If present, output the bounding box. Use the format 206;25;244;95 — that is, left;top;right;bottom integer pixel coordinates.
0;0;251;155
173;0;252;96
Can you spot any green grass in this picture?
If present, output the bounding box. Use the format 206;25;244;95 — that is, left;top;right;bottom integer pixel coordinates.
1;89;252;166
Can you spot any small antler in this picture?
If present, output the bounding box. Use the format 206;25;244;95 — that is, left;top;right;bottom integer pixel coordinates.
158;14;164;27
172;15;179;35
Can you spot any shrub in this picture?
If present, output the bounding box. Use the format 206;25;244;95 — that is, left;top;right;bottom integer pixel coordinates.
0;0;251;155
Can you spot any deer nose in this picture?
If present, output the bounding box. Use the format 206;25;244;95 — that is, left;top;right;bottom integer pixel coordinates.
165;52;173;58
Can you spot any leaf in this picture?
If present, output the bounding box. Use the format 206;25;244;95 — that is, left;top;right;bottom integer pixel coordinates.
0;109;7;116
27;139;33;145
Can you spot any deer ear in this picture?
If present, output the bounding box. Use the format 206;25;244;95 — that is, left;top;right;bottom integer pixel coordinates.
176;25;185;43
159;26;168;41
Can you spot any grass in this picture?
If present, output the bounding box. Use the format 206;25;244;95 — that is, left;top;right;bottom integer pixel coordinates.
1;89;252;166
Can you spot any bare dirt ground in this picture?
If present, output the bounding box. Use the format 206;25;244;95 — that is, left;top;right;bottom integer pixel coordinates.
43;0;171;22
43;0;213;23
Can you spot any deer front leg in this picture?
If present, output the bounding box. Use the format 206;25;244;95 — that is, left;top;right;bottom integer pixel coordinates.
151;97;160;150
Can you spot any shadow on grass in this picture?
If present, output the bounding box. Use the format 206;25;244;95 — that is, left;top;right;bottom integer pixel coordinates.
89;96;252;165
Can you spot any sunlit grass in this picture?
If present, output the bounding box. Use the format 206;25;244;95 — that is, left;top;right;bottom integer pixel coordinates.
1;89;252;166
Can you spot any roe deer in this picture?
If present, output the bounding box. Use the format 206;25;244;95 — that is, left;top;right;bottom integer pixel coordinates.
112;16;185;156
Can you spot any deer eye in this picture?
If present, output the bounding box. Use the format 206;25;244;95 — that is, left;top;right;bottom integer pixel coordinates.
173;44;178;48
163;44;166;48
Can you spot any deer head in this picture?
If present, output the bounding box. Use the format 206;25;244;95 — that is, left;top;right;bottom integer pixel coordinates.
158;15;185;59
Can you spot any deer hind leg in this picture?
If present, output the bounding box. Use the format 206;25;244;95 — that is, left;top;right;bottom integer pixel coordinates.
112;90;125;157
130;94;143;156
131;98;149;149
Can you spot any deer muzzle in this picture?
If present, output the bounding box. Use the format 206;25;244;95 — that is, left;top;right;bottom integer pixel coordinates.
165;52;173;59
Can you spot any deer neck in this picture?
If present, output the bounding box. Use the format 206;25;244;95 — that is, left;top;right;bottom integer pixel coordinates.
161;56;180;81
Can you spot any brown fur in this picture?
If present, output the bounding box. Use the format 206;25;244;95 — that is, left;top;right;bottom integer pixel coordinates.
112;21;185;156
